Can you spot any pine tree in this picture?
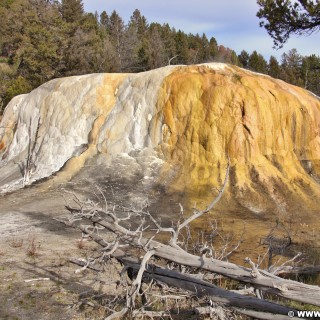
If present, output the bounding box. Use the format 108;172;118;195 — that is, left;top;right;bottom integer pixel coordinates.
248;50;267;73
100;11;109;28
230;50;239;66
188;33;202;64
61;11;104;75
0;0;64;86
174;30;189;64
280;49;303;86
208;37;218;61
108;10;125;71
147;25;166;69
161;23;177;64
60;0;84;23
238;50;249;68
129;9;148;38
257;0;320;48
268;56;281;79
3;76;32;106
124;9;149;71
302;54;320;95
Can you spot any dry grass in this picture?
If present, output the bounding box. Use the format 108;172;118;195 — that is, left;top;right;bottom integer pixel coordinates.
8;237;24;248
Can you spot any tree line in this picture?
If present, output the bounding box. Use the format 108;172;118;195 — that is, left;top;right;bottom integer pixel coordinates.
0;0;319;113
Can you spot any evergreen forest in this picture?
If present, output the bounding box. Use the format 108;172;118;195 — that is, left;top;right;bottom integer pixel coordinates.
1;0;319;114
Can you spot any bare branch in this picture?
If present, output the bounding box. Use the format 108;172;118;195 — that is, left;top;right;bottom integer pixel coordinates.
64;191;320;308
129;249;156;307
105;307;128;320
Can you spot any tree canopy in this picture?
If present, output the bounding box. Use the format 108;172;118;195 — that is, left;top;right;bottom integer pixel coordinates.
0;0;319;113
257;0;320;48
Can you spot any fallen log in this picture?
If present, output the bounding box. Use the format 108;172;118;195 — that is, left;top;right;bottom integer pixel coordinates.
64;164;320;314
117;252;297;320
87;215;320;307
72;224;300;320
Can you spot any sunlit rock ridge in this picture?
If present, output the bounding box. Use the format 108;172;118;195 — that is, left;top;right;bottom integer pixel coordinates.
0;63;319;215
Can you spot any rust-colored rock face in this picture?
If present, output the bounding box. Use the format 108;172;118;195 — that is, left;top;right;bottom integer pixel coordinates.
0;63;319;216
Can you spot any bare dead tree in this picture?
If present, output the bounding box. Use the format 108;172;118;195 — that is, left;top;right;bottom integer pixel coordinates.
257;219;297;275
168;55;179;66
63;159;320;319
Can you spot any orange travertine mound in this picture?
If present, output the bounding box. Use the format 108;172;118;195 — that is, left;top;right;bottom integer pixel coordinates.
0;64;319;213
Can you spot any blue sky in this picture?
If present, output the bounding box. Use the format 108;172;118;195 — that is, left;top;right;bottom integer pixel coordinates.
83;0;320;61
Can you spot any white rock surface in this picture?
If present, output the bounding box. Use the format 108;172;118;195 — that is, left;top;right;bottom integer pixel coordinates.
0;67;175;191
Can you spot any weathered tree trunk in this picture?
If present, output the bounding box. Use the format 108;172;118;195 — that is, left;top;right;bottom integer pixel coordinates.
115;251;297;320
72;226;298;320
86;216;320;307
65;164;320;319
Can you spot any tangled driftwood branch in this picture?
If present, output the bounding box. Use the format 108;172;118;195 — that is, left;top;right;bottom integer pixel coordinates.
65;160;320;319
